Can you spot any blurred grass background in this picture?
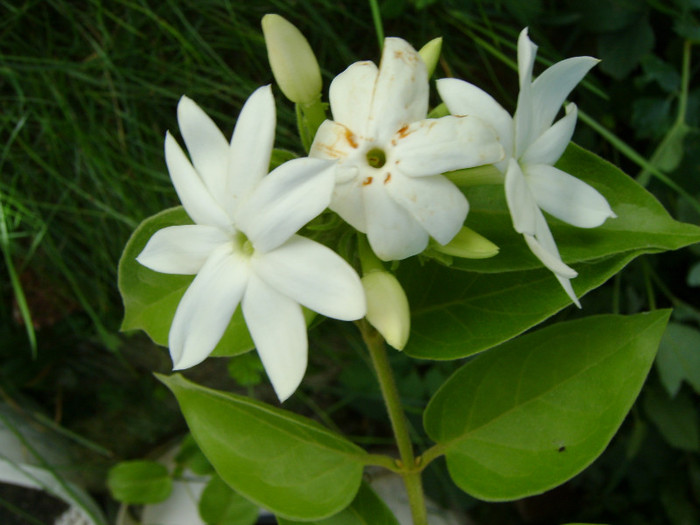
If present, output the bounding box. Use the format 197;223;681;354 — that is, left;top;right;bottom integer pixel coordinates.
1;0;700;523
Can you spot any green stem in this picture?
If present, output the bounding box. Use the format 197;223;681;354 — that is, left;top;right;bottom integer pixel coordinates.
368;0;384;51
359;320;427;525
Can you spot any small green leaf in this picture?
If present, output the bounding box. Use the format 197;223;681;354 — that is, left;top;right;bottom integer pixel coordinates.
655;322;700;396
277;483;399;525
643;385;699;451
424;311;670;501
227;352;265;387
118;206;254;357
158;374;367;521
453;144;700;274
688;261;700;286
107;460;172;504
175;434;215;476
199;474;259;525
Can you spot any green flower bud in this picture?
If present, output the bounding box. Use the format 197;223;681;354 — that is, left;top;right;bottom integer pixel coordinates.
418;37;442;77
431;226;499;259
262;14;322;104
362;271;410;351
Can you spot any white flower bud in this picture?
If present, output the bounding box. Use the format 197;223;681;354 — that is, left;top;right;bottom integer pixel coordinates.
431;226;499;259
362;272;410;351
262;14;322;104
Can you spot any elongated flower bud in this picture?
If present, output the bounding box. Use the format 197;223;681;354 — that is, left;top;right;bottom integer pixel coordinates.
419;37;442;77
262;14;322;104
431;226;499;259
362;271;410;351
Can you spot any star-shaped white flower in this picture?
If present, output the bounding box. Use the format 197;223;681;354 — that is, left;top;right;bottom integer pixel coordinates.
438;28;616;306
310;37;504;261
137;86;366;401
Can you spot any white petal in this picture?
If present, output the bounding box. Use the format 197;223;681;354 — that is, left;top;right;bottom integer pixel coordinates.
242;274;307;402
177;96;230;206
137;225;231;274
227;85;276;216
437;78;514;161
504;159;538;235
525;164;616;228
330;176;367;232
253;235;366;321
386;173;468;245
363;179;429;260
165;132;231;230
530;56;598;137
370;37;429;143
309;120;363;162
236;157;335;252
169;244;249;370
392;116;504;176
521;103;577;166
513;29;537;157
328;61;378;136
517;28;537;91
524;232;577;280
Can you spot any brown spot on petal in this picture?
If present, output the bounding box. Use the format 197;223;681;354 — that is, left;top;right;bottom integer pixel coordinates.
384;173;392;184
363;176;373;186
345;128;359;148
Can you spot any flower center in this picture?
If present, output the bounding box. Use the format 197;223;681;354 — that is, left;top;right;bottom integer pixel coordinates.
234;231;254;257
366;147;386;169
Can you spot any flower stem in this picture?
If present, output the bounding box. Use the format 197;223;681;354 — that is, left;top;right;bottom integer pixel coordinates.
359;319;428;525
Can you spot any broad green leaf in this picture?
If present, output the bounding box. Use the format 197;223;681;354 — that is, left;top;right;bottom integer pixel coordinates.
199;474;259;525
277;483;399;525
643;385;699;452
118;206;254;357
107;460;172;504
655;322;700;396
453;144;700;273
158;374;367;521
403;251;640;360
423;311;670;501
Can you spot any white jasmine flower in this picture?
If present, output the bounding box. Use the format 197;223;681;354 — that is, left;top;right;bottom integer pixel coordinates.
310;37;503;261
137;86;366;402
438;28;615;306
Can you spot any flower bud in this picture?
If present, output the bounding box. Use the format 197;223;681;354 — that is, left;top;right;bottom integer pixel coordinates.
419;37;442;78
362;271;410;351
431;226;499;259
262;14;322;104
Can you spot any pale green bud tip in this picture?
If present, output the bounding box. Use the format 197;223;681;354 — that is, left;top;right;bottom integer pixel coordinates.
262;14;322;104
418;37;442;77
432;226;499;259
362;272;410;351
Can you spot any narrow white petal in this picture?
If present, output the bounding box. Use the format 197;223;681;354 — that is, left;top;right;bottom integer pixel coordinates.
521;103;577;166
370;37;429;143
253;235;366;321
363;180;429;260
242;274;307;402
309;120;363;162
177;96;230;204
236;157;335;253
330;176;367;232
524;232;577;279
227;86;276;215
513;29;537;157
169;244;249;370
392;116;504;176
328;61;378;137
504;159;538;235
165;132;231;230
525;164;616;228
437;78;514;160
530;56;598;136
386;173;468;245
555;273;581;308
517;28;538;91
137;225;231;274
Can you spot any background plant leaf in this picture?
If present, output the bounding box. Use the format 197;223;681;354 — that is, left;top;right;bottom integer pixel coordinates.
655;322;700;397
423;311;670;501
118;206;254;357
199;474;259;525
643;384;699;452
107;460;172;505
158;374;368;521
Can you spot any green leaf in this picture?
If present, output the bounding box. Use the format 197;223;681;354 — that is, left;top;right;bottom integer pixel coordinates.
199;474;259;525
118;206;254;357
453;144;700;274
158;374;367;521
403;251;640;360
643;385;699;451
598;16;654;79
423;311;670;501
175;434;215;476
655;322;700;396
107;460;172;505
277;483;399;525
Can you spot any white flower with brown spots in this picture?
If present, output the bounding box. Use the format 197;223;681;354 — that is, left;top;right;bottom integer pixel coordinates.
310;37;503;261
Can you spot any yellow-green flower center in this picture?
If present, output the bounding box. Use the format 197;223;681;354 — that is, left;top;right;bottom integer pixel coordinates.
366;147;386;169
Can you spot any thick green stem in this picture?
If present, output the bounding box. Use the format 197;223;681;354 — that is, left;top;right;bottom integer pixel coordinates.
359;320;428;525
